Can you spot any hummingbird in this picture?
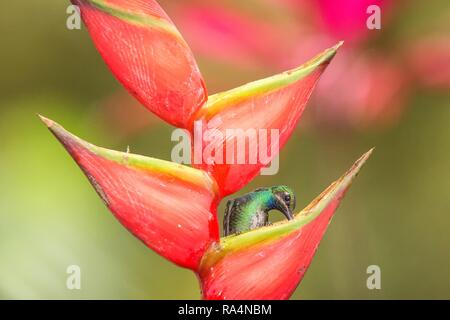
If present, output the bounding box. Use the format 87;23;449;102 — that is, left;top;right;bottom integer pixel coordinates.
223;186;296;236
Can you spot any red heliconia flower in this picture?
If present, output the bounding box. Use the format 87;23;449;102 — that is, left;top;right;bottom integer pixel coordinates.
168;0;404;128
41;0;372;299
169;0;450;129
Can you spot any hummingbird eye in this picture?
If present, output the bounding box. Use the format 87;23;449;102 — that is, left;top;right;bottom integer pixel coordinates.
284;194;291;202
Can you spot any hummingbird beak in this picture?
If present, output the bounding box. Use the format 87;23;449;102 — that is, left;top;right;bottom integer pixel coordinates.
274;195;294;221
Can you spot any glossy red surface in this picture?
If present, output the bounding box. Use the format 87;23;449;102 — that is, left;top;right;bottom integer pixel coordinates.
47;119;219;270
193;67;326;196
50;1;365;300
200;187;346;300
73;0;207;128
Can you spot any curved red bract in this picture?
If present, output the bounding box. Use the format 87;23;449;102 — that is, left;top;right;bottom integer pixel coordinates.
43;117;219;270
73;0;207;128
200;190;343;299
197;149;371;299
192;67;327;196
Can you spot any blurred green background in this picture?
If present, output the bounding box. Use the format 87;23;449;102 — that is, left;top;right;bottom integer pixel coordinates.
1;0;449;299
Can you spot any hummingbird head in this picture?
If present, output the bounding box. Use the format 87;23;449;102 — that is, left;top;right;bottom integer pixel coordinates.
268;185;296;221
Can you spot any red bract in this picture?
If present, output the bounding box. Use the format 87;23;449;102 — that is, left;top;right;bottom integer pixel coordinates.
40;116;219;270
71;0;207;128
199;149;372;299
41;0;373;299
192;44;340;196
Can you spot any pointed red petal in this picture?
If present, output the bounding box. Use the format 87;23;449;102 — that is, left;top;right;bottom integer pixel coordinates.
199;149;373;299
191;43;342;196
73;0;207;128
40;115;219;270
